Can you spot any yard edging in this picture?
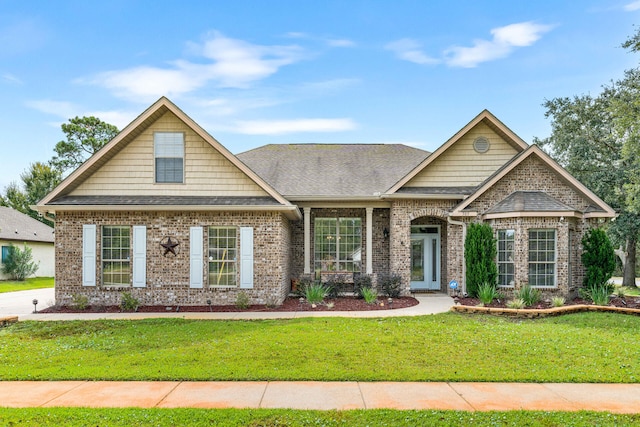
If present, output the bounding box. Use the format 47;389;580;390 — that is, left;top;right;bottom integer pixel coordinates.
450;304;640;318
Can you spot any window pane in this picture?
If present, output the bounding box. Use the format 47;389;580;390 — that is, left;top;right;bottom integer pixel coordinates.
208;227;237;287
102;226;130;286
528;229;556;287
155;133;184;183
497;229;515;287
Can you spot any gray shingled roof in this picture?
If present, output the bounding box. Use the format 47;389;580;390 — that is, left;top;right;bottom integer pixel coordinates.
0;206;54;243
484;191;576;214
396;186;477;196
48;195;281;206
237;144;430;198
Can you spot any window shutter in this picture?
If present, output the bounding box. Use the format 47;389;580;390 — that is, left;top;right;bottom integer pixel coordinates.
132;226;146;288
82;224;96;287
190;226;203;288
240;227;254;289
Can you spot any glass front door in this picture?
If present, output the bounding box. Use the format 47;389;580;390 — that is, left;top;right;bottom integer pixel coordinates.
410;227;440;290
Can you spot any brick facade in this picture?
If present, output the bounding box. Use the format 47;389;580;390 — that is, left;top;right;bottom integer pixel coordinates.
55;210;291;306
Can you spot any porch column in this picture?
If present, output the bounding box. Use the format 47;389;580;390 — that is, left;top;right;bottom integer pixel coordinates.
366;207;373;275
304;207;311;275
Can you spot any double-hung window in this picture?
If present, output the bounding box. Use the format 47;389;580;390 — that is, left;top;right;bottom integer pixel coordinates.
102;226;131;286
528;229;556;287
208;227;237;287
154;132;184;183
1;246;14;264
497;229;515;287
314;218;362;272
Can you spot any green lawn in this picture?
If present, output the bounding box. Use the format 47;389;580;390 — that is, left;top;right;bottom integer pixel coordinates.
0;277;54;293
0;408;638;427
1;312;638;382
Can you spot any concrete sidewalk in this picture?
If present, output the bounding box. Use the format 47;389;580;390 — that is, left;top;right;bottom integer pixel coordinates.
17;294;455;321
0;381;638;412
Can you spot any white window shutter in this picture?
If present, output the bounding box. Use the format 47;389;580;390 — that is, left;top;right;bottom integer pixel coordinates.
82;224;96;287
190;226;203;288
240;227;254;289
132;226;146;288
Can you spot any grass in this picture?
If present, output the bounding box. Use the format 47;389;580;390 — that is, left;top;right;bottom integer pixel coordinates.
0;408;638;426
0;276;54;293
1;312;639;382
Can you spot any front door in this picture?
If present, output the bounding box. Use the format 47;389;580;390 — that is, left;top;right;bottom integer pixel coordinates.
410;226;440;290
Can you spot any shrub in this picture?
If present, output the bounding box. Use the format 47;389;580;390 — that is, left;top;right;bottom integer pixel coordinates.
581;228;615;290
515;284;541;307
304;283;328;304
295;276;315;298
235;291;250;309
324;275;347;298
71;294;89;311
464;223;497;297
361;287;378;304
506;298;525;309
1;244;39;281
477;282;501;305
581;283;614;306
120;292;139;312
551;296;565;307
379;273;402;298
353;275;373;299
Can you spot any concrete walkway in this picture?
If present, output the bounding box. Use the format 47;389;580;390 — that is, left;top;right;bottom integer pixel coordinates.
0;381;638;412
17;293;455;321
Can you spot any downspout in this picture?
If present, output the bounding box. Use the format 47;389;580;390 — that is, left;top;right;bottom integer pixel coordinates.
447;215;466;295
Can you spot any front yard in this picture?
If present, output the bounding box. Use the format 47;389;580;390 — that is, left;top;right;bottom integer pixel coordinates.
0;277;54;293
1;312;638;383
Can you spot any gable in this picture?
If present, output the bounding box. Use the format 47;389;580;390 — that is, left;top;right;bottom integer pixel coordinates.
404;121;520;188
459;151;613;217
68;111;268;198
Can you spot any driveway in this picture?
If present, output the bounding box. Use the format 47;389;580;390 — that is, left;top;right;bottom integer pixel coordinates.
0;288;54;316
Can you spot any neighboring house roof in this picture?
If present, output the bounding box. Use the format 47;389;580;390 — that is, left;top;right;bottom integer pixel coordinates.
0;207;54;243
451;145;616;218
386;110;529;194
36;97;300;219
237;144;429;199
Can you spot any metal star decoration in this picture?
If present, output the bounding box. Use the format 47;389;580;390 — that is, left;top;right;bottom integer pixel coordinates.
160;236;180;256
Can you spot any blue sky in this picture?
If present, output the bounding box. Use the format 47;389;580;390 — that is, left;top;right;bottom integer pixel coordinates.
1;1;639;191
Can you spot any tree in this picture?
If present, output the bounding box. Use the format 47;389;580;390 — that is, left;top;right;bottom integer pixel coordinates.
50;116;119;175
534;30;640;288
581;228;616;289
0;162;61;226
1;244;39;281
464;222;497;297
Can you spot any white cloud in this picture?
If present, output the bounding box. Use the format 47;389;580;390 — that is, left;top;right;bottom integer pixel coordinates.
385;38;440;65
327;38;356;48
2;73;22;84
25;99;78;118
624;1;640;11
84;31;304;102
445;22;553;68
233;118;356;135
26;99;137;129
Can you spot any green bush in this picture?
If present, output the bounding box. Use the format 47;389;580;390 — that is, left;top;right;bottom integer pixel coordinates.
353;274;373;299
304;283;328;304
235;291;250;309
71;294;89;311
120;292;139;312
379;273;402;298
506;298;525;309
1;244;39;281
477;282;501;305
551;296;566;307
515;284;541;307
464;223;497;297
581;228;615;290
361;286;378;304
580;283;614;306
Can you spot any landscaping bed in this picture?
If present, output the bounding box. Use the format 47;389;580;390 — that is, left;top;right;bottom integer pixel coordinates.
39;296;418;313
455;295;640;310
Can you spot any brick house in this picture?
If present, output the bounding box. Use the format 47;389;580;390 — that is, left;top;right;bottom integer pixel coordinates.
36;97;615;306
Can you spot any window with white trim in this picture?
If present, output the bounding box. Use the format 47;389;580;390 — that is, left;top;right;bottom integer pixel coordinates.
497;229;515;287
208;227;237;287
102;226;131;286
154;132;184;183
314;217;361;272
528;229;556;287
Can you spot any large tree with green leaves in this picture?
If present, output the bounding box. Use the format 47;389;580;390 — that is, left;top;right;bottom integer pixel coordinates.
50;116;119;175
534;30;640;288
0;162;61;226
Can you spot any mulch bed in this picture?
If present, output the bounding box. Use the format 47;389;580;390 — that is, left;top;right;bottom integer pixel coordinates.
455;296;640;310
39;296;419;314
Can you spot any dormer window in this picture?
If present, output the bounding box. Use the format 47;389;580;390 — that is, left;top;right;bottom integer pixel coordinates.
154;132;184;183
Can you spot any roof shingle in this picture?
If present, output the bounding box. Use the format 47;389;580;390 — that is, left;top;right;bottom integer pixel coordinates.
0;207;54;243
